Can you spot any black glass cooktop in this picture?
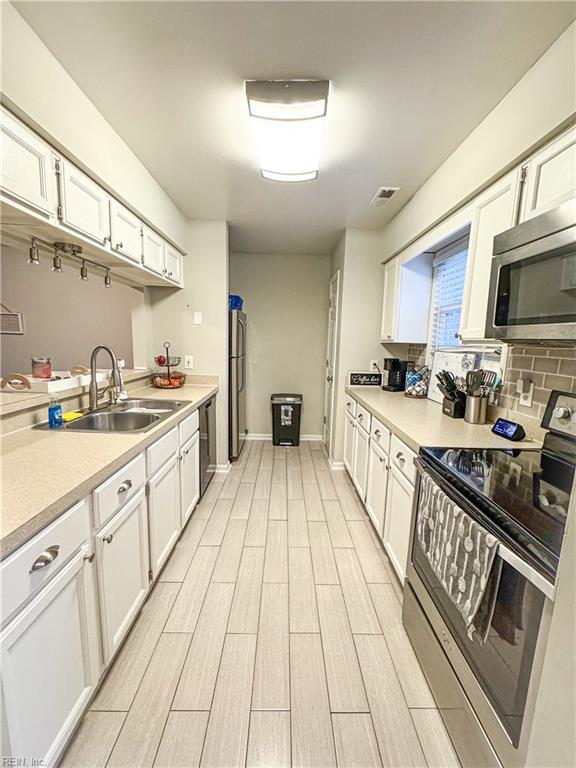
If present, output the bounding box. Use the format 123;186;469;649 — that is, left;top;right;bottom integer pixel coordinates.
420;445;574;580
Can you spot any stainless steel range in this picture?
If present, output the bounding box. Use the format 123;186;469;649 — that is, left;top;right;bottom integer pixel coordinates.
403;390;575;768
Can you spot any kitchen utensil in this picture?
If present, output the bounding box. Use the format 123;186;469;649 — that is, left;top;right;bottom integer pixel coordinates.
466;370;484;396
481;370;497;389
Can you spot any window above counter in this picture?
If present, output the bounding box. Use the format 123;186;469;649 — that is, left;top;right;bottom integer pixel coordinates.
0;105;184;288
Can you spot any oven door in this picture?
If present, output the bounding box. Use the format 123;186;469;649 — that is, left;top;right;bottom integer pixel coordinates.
410;461;550;748
485;227;576;342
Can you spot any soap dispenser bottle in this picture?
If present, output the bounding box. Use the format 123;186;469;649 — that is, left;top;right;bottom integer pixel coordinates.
48;395;63;428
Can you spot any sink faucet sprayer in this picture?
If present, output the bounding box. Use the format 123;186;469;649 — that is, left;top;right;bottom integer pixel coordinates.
89;345;127;411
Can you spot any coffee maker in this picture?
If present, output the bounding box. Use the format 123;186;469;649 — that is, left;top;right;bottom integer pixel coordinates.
382;358;408;391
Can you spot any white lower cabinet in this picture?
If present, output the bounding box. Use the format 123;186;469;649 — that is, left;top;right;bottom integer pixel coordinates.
365;439;388;537
351;422;370;501
95;488;150;664
0;547;100;767
148;455;181;578
343;411;355;473
180;431;200;526
383;464;415;584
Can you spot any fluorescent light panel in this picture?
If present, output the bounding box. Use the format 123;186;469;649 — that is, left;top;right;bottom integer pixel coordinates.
246;80;329;182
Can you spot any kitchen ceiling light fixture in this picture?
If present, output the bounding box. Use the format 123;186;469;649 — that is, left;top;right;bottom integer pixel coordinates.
28;237;40;265
246;79;329;182
52;248;63;273
104;269;111;288
79;260;88;281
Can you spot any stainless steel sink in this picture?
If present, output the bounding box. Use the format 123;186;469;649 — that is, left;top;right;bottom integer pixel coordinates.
118;399;184;412
65;411;161;432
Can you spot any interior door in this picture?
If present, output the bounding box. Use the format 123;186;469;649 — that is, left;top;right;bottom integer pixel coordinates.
323;271;339;455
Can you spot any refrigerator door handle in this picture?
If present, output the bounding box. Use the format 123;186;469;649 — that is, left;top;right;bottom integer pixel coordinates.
238;355;246;394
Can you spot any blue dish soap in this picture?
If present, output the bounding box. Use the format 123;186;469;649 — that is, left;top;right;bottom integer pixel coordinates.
48;396;63;428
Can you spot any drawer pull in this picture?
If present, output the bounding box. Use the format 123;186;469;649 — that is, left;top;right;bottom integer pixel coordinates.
103;534;114;544
117;479;133;494
379;456;385;464
358;413;363;420
396;452;405;463
84;552;95;564
29;545;60;573
374;429;381;437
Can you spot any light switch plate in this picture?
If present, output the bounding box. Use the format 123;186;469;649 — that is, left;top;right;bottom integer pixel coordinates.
193;311;202;325
185;355;194;370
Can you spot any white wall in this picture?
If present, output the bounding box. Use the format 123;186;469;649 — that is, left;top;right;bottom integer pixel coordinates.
1;2;187;250
381;21;576;260
149;221;229;467
330;229;386;462
229;252;331;437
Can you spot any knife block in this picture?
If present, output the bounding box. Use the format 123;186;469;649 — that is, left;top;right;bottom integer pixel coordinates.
442;396;465;419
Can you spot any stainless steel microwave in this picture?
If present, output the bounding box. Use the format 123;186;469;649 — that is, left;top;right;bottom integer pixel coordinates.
485;199;576;343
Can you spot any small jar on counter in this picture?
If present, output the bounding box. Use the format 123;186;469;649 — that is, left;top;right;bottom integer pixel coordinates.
31;356;52;379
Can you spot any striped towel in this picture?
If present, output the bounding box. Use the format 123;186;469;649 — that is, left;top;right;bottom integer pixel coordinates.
417;471;502;642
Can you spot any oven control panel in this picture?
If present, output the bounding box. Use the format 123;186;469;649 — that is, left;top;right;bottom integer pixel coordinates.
542;390;576;438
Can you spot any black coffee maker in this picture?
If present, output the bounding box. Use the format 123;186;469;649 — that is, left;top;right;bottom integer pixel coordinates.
382;358;409;391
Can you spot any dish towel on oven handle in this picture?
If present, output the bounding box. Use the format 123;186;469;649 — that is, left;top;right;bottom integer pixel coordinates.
417;471;502;643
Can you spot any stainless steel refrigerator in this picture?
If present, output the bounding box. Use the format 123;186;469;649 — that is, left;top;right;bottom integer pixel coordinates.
229;309;247;460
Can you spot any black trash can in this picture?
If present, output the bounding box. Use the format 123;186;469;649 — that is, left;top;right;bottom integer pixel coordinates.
271;394;303;447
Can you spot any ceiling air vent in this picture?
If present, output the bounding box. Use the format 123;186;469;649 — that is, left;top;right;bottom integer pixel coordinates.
369;186;400;207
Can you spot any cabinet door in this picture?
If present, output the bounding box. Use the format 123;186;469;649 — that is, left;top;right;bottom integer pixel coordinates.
521;126;576;221
58;160;111;244
352;424;370;501
343;411;356;474
142;225;166;275
148;455;181;578
0;107;56;217
180;431;200;525
95;489;149;664
383;464;414;584
365;441;388;538
459;169;520;341
1;549;98;767
109;199;142;263
165;244;183;286
380;257;399;342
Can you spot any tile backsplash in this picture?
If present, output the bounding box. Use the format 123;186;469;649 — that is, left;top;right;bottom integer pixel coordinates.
491;345;576;439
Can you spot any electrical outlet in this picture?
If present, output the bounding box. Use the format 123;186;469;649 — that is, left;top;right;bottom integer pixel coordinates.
519;383;535;407
369;360;379;372
509;461;522;487
185;355;194;370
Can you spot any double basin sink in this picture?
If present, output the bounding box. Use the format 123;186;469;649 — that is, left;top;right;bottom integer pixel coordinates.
62;399;186;433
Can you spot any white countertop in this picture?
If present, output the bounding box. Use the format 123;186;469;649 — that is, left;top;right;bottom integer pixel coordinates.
345;386;542;453
0;383;218;560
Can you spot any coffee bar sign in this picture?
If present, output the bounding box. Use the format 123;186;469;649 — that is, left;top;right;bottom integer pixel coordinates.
348;372;382;386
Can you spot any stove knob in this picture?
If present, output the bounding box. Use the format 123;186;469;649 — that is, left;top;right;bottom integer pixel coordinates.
553;406;572;421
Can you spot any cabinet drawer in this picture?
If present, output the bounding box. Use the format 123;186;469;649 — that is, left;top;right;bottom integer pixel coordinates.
344;397;357;418
355;404;372;433
390;434;417;485
0;498;90;624
147;427;179;476
179;410;199;446
93;453;146;529
370;417;390;453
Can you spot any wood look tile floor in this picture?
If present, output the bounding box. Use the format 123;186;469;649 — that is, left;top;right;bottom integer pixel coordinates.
63;440;461;768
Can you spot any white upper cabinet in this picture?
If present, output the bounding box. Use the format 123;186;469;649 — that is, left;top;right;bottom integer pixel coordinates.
380;252;433;343
165;243;183;286
459;168;521;341
380;258;399;342
58;159;111;245
521;125;576;222
95;488;149;664
109;199;142;263
142;224;166;275
0;106;56;217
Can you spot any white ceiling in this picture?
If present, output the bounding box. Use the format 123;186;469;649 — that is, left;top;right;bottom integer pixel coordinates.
14;1;575;254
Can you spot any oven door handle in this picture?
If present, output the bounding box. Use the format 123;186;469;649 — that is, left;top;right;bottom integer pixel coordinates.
414;459;556;602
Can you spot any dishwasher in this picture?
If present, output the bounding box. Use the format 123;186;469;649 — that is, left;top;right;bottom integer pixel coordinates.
199;396;216;495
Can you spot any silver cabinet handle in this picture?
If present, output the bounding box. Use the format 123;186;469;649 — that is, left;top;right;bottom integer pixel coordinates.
326;376;333;383
117;242;124;249
396;452;405;463
84;552;95;564
374;429;381;437
184;448;190;455
103;534;113;544
347;402;352;407
379;456;385;463
117;479;133;494
29;545;60;573
358;413;363;420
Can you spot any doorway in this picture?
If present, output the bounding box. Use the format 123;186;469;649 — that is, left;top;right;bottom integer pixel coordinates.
323;270;340;457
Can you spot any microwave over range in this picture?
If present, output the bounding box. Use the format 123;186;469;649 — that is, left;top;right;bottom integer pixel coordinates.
485;199;576;343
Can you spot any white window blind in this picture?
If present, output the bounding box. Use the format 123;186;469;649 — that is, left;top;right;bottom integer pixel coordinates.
429;239;468;349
